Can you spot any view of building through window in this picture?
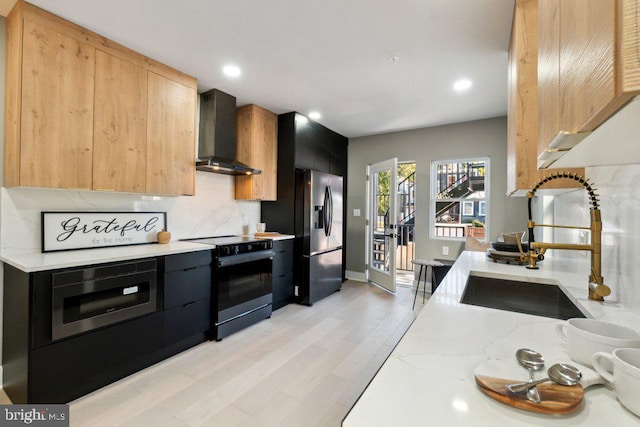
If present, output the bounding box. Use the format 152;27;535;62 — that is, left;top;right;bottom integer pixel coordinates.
431;158;489;239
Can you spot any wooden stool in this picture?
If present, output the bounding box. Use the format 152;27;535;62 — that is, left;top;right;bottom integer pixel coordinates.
411;259;444;310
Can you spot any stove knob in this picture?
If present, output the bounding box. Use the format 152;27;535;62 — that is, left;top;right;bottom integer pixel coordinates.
262;242;270;250
222;247;231;256
247;244;253;251
233;245;240;255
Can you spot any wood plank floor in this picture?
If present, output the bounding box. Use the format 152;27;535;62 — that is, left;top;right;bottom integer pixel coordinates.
0;279;425;427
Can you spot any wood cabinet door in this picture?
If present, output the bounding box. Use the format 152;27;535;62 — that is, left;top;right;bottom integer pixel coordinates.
236;105;277;200
537;0;561;156
20;20;95;189
256;108;278;200
93;51;147;193
507;0;584;195
507;0;539;194
559;0;616;133
146;72;196;196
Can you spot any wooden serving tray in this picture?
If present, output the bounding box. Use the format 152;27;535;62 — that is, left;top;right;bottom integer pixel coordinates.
255;232;282;237
475;374;584;414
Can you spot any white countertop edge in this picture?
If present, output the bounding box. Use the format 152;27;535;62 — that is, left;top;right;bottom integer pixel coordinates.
1;234;296;272
247;234;295;241
0;241;215;272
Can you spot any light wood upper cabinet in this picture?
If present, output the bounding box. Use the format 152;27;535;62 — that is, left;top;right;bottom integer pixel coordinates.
235;104;278;201
507;0;584;196
16;19;95;189
537;0;561;160
4;0;197;195
93;51;148;193
537;0;640;167
146;72;196;196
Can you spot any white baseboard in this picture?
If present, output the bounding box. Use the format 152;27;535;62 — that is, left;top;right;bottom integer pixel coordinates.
345;270;366;282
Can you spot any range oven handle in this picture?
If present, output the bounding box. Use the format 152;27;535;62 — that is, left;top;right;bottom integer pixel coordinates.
217;250;275;268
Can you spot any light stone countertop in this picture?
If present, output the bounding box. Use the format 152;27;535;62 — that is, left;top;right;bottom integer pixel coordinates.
0;234;294;272
343;250;640;426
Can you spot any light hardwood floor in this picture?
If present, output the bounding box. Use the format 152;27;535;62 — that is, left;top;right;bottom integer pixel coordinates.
0;279;425;427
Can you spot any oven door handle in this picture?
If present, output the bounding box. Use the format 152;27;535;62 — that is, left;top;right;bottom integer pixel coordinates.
217;250;275;267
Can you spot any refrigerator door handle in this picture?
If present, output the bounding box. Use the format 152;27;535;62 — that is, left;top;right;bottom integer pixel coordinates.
326;186;333;236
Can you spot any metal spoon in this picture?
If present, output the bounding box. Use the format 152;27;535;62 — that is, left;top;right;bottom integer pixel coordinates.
515;348;544;403
507;363;582;394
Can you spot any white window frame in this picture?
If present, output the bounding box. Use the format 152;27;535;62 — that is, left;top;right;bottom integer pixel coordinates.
430;157;490;241
462;201;474;216
478;201;487;217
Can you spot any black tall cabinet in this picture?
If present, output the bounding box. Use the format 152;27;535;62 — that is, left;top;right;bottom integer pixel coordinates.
261;112;348;280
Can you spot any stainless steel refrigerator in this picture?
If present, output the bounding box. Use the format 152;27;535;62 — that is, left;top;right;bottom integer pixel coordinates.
295;169;343;305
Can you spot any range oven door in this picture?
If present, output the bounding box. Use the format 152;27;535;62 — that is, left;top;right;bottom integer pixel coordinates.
51;259;158;341
215;250;274;323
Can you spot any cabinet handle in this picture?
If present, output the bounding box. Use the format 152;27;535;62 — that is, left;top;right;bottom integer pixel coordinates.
182;266;198;272
183;301;196;308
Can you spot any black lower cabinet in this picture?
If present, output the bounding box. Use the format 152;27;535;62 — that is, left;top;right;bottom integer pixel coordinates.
30;313;164;403
2;250;214;404
162;252;212;351
272;239;294;310
164;299;210;345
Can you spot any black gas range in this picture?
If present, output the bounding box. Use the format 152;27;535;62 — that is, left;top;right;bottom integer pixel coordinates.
184;235;274;341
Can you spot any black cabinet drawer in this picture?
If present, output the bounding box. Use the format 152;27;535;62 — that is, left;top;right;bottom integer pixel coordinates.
164;265;211;309
164;299;210;344
29;312;163;403
272;239;293;252
272;272;294;310
273;251;293;278
165;251;212;272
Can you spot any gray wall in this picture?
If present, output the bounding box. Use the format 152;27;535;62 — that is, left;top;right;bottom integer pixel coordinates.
346;117;529;274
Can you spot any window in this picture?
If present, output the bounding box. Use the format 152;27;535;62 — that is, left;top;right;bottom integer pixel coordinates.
430;158;489;240
462;201;474;216
478;201;487;217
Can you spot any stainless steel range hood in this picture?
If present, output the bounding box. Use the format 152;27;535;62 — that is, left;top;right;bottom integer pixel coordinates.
196;89;261;176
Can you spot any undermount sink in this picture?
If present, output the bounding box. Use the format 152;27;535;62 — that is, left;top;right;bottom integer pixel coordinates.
460;275;587;320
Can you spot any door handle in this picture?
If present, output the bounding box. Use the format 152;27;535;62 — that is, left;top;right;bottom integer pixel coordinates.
326;186;333;236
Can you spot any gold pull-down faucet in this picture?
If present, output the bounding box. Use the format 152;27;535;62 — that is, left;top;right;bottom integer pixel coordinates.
525;172;611;301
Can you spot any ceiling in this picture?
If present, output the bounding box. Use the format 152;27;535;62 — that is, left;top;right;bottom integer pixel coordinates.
8;0;515;138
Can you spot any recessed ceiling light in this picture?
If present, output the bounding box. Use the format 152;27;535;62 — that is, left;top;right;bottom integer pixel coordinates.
223;64;241;78
309;111;321;120
453;79;472;91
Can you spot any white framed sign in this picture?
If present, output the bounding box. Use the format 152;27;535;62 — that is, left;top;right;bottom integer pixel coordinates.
42;211;167;253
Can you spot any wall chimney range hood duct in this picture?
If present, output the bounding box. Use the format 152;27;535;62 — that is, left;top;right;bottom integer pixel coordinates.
196;89;261;176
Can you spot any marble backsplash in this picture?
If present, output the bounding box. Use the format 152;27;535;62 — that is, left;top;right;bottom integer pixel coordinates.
0;171;261;252
551;164;640;314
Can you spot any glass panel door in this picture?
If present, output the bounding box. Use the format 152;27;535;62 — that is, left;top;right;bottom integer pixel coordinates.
366;158;398;292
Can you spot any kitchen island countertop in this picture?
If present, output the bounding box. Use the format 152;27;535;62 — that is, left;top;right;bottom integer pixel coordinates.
343;250;640;426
